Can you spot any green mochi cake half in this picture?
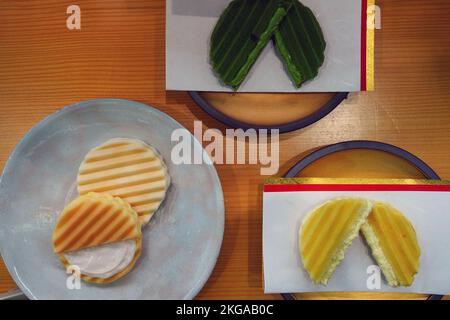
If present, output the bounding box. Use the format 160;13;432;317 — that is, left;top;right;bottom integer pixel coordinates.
210;0;291;90
274;0;326;87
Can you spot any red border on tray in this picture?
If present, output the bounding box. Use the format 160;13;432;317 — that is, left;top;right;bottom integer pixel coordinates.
264;184;450;193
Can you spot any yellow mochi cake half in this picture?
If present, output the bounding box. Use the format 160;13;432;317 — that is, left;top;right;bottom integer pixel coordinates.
77;138;170;225
299;198;373;285
361;202;420;287
53;193;142;284
58;238;142;284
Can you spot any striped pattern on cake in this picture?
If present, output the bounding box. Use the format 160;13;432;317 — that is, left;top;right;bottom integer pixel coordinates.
77;138;170;225
299;198;372;285
361;202;420;287
53;192;141;254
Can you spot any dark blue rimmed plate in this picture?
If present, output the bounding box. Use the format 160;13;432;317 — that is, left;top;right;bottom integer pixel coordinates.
281;140;442;300
189;91;348;133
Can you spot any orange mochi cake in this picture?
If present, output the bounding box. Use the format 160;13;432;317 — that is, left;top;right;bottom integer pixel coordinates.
361;202;420;287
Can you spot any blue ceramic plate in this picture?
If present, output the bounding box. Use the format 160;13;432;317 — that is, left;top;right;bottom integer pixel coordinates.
0;99;224;300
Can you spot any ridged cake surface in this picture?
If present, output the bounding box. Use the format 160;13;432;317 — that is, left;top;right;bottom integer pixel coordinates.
77;138;170;225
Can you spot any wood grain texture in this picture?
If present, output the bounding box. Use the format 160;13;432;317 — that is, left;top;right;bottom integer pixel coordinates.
1;0;450;299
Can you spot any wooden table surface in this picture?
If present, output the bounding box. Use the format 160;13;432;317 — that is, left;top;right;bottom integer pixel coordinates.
1;0;450;300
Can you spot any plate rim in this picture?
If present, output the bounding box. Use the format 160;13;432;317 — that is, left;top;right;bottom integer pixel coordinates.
281;140;442;300
0;98;225;300
189;91;349;133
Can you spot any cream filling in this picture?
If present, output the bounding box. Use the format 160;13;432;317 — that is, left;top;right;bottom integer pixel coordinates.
105;138;171;224
64;240;136;279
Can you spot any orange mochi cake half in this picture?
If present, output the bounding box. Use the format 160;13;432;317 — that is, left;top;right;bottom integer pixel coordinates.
52;192;142;284
299;198;373;285
361;202;420;287
77;138;170;225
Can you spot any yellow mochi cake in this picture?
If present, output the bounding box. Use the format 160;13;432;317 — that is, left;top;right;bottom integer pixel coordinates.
361;202;420;287
299;198;373;285
77;138;170;225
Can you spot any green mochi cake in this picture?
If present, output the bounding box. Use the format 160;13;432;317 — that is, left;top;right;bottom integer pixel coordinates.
274;0;326;87
210;0;292;90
